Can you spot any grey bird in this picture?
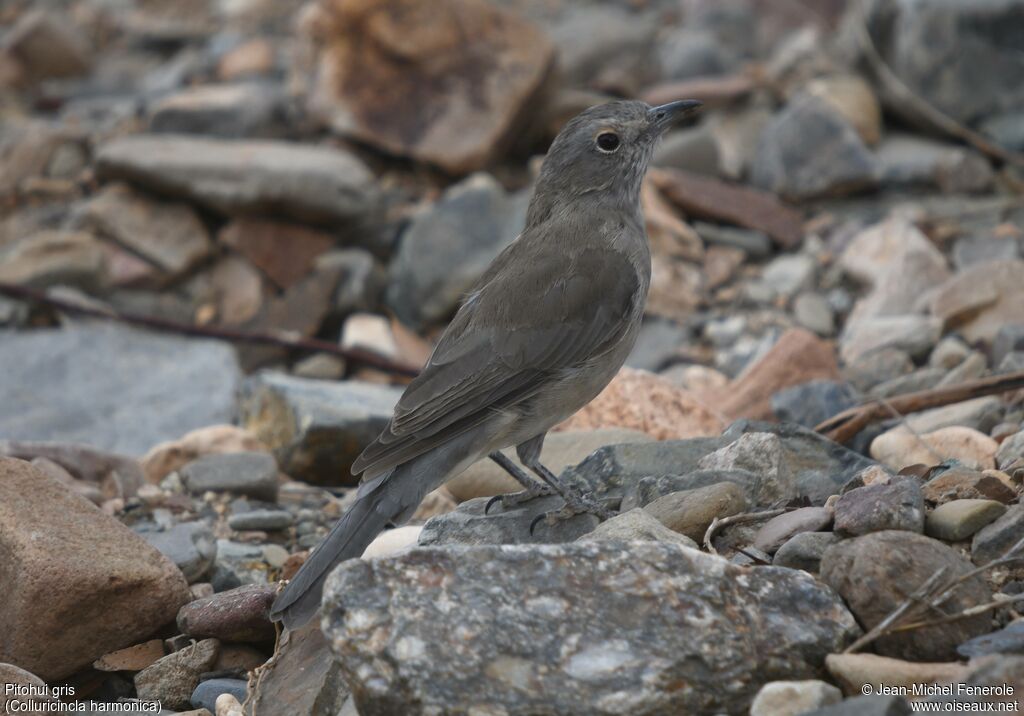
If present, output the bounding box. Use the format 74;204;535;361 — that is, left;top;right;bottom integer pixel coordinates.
269;98;702;630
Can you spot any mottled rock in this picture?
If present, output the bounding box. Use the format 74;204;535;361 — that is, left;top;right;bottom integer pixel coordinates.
773;531;839;573
237;372;400;486
141;425;268;485
323;542;859;715
971;504;1024;565
643;483;748;542
871;426;998;471
821;531;992;660
178;584;276;643
579;508;698;548
557;367;724;440
96;135;378;227
180;452;279;502
926;499;1007;542
0;323;241;456
750;680;842;716
833;477;924;537
135;639;220;711
751;93;878;201
142;521;218;583
306;0;554;173
0;458;190;680
754;507;833;553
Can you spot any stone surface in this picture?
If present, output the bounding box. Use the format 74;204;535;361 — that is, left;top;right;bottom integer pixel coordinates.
447;429;651;502
93;640;166;672
556;367;724;440
149;82;289;138
0;230;109;290
833;477;925;537
870;426;998;471
957;620;1024;659
972;504;1024;565
997;429;1024;469
180;452;279;502
840;315;942;364
930;260;1024;345
753;507;833;554
248;619;349;716
0;323;240;456
219;218;335;290
579;508;698;548
141;425;268;485
750;680;842;716
142;521;218;583
771;381;857;428
307;0;554;174
802;695;911;715
903;397;1004;436
921;467;1018;504
387;173;529;330
0;662;56;714
95;135;378;227
237;372;401;486
773;531;839;573
228;508;294;531
134;639;220;711
876;134;994;194
643;482;748;542
191;678;248;714
751;93;878;201
323;542;859;715
177;584;276;643
3;10;91;81
82;183;212;278
925;499;1007;542
711;329;842;422
0;458;190;681
825;653;969;698
821;531;992;661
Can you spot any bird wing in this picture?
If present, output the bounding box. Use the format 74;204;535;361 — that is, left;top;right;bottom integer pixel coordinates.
351;231;642;479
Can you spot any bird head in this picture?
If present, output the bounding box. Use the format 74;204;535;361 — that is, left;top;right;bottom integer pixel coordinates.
528;99;702;223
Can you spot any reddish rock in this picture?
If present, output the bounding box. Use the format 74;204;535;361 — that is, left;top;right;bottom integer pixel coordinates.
556;367;723;441
177;584;277;643
0;458;190;681
219;218;335;290
306;0;554;173
712;328;841;421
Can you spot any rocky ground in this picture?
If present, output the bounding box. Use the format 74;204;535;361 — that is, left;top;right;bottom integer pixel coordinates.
2;0;1024;714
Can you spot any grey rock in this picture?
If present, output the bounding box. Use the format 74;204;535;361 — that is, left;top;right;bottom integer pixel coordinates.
929;336;971;369
549;6;658;92
623;469;762;511
833;476;925;537
237;372;401;487
840;315;943;364
386;173;529;330
134;639;219;711
993;325;1024;368
843;348;914;393
750;680;842;716
957;620;1024;659
149;82;291;138
652;125;721;177
771;381;858;429
0;323;240;456
981;110;1024;152
227;509;294;531
876;134;994;194
972;504;1024;565
936;351;987;387
316;248;385;316
658;27;739;81
997;429;1024;469
773;531;840;573
821;531;991;661
997;351;1024;374
249;620;349;716
323;542;860;715
794;292;836;336
141;522;217;583
952;233;1020;271
760;254;817;298
211;540;271;589
751;94;878;201
754;507;833;554
643;483;749;542
928;654;1024;710
925;499;1007;542
693;221;773;259
625;319;688;372
802;695;911;716
578;508;698;548
95;135;378;228
180;452;278;502
419;495;596;546
697;433;798;506
868;367;946;400
903;396;1003;435
190;678;247;713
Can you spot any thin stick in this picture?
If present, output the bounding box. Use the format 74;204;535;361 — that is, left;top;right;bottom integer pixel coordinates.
891;594;1024;633
0;281;421;377
842;568;948;654
703;508;787;554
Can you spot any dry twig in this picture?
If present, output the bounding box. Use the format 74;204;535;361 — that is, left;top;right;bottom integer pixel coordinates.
703;508;787;554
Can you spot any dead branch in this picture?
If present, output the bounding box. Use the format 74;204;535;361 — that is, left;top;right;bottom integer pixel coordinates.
0;281;421;377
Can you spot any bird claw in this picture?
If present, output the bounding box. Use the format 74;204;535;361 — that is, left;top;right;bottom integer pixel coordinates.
483;483;556;515
528;495;616;536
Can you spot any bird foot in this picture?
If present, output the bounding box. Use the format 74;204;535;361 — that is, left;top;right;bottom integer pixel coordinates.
484;482;556;514
529;493;616;535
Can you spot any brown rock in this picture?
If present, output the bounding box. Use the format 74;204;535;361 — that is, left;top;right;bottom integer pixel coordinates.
306;0;554;173
83;183;212;278
921;467;1018;504
930;260;1024;344
804;75;882;146
93;640;166;672
141;425;269;485
821;531;991;661
0;458;190;680
825;653;969;697
218;39;275;80
215;644;269;673
871;426;998;471
219;218;335;290
0;231;109;290
249;620;349;716
177;584;276;643
556;367;723;441
134;638;219;711
204;256;264;325
2;10;91;81
712;328;841;421
643;483;748;542
650;167;804;248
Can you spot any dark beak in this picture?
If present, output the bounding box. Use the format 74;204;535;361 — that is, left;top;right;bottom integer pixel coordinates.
648;99;703;133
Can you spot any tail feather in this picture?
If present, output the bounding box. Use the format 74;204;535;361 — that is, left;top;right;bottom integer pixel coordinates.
269;481;394;630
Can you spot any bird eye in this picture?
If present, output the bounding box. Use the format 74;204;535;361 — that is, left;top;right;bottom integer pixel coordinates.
596;132;620;153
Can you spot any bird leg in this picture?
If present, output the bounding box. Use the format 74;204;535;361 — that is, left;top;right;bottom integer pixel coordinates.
484;451;555;514
522;459;615;533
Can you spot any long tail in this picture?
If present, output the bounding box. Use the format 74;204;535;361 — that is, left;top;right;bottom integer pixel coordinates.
269;473;397;630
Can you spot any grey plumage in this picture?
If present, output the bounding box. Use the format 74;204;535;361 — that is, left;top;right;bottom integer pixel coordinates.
270;99;702;630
